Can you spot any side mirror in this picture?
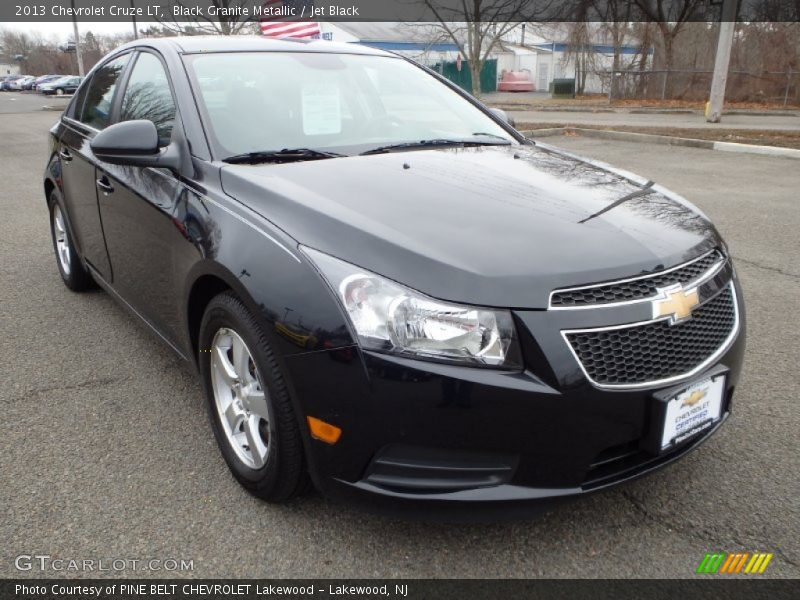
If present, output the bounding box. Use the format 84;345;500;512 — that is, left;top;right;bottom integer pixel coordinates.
489;107;516;128
90;120;184;173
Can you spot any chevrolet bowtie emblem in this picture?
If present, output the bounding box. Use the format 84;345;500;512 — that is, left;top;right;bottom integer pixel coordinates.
652;283;700;325
682;388;707;408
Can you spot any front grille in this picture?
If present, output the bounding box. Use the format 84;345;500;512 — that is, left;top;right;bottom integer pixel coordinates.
565;285;737;387
551;250;724;307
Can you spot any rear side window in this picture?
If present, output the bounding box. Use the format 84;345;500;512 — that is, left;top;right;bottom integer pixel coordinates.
80;54;130;130
120;52;176;147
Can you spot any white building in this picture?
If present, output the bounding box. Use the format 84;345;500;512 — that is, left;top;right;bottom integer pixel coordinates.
498;24;653;93
319;23;462;66
313;22;650;94
0;53;21;76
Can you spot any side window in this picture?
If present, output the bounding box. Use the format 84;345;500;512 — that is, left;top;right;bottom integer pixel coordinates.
67;79;89;120
81;54;130;130
120;52;176;147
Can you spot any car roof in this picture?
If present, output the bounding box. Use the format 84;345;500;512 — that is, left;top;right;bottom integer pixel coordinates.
115;35;393;58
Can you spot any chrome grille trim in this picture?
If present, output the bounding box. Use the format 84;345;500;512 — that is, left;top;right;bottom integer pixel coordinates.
549;249;725;310
561;283;740;390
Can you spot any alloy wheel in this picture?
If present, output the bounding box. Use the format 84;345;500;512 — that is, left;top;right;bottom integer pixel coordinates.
210;327;273;469
52;204;71;276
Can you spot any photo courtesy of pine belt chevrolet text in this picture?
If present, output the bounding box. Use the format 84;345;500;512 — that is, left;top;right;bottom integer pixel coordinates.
43;36;745;517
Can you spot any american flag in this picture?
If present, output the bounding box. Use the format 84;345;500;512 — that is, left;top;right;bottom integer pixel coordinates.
260;0;321;39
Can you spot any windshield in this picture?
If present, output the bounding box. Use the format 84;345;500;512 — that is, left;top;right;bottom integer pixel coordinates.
184;51;517;158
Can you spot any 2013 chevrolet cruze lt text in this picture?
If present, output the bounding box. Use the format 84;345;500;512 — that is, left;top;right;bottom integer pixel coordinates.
44;37;744;516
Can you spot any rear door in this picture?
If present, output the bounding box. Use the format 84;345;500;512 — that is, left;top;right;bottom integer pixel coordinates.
58;53;131;280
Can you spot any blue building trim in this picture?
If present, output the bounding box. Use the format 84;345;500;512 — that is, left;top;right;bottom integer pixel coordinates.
355;40;460;53
533;43;653;55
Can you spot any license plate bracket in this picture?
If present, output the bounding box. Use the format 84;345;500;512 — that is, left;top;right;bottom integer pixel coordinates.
643;365;729;455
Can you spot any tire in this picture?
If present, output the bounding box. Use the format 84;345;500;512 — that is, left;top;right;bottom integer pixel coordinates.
198;291;310;502
55;88;65;96
48;191;94;292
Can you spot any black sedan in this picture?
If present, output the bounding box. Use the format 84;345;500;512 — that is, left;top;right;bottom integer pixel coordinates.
44;37;744;516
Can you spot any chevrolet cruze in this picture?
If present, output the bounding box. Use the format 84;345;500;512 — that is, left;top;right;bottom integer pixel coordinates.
44;37;745;516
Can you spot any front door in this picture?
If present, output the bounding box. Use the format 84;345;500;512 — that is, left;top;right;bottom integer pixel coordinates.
95;51;187;346
538;63;549;92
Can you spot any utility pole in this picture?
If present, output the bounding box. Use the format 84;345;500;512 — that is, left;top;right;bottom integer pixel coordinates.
70;0;85;76
706;0;738;123
131;0;139;39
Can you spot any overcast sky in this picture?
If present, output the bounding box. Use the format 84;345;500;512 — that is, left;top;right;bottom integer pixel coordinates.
2;22;137;42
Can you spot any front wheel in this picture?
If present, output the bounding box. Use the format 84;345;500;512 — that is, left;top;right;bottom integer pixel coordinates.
198;291;310;502
55;88;65;96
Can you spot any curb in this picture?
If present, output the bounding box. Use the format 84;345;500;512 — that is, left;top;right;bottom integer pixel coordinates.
628;109;696;114
521;127;800;160
41;105;64;112
493;105;616;113
495;104;800;116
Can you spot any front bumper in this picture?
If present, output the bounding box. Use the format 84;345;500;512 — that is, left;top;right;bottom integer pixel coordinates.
283;286;745;517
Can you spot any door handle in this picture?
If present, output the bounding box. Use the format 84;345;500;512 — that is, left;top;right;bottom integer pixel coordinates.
96;176;114;195
58;148;73;162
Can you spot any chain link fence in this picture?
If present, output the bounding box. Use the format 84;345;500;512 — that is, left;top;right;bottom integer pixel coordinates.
602;70;800;106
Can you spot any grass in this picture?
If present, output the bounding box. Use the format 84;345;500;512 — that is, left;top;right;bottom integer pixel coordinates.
486;93;800;112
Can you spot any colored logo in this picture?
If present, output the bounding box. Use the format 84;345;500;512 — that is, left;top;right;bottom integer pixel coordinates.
681;388;708;408
696;552;774;574
653;283;700;325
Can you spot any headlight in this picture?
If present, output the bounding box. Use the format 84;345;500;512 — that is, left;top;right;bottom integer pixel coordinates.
302;247;521;369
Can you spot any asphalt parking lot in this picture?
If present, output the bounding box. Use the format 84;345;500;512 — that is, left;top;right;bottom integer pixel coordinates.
0;90;70;114
1;107;798;579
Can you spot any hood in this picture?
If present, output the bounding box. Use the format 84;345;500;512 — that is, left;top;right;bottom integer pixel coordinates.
220;144;719;308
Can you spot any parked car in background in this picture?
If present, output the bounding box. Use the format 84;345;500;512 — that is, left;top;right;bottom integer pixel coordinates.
9;76;35;90
39;76;82;96
1;75;24;91
22;76;41;90
33;75;63;90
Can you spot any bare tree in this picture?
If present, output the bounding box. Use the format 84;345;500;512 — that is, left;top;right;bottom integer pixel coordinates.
562;22;593;94
422;0;552;96
750;0;800;21
0;28;136;75
155;1;256;36
139;25;176;38
1;29;70;75
592;0;642;97
633;0;708;74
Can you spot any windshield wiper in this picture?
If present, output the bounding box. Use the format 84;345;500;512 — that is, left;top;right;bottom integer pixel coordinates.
361;137;511;156
222;148;344;164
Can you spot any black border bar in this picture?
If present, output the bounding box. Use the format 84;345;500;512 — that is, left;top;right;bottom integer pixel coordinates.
3;579;799;600
2;0;798;23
